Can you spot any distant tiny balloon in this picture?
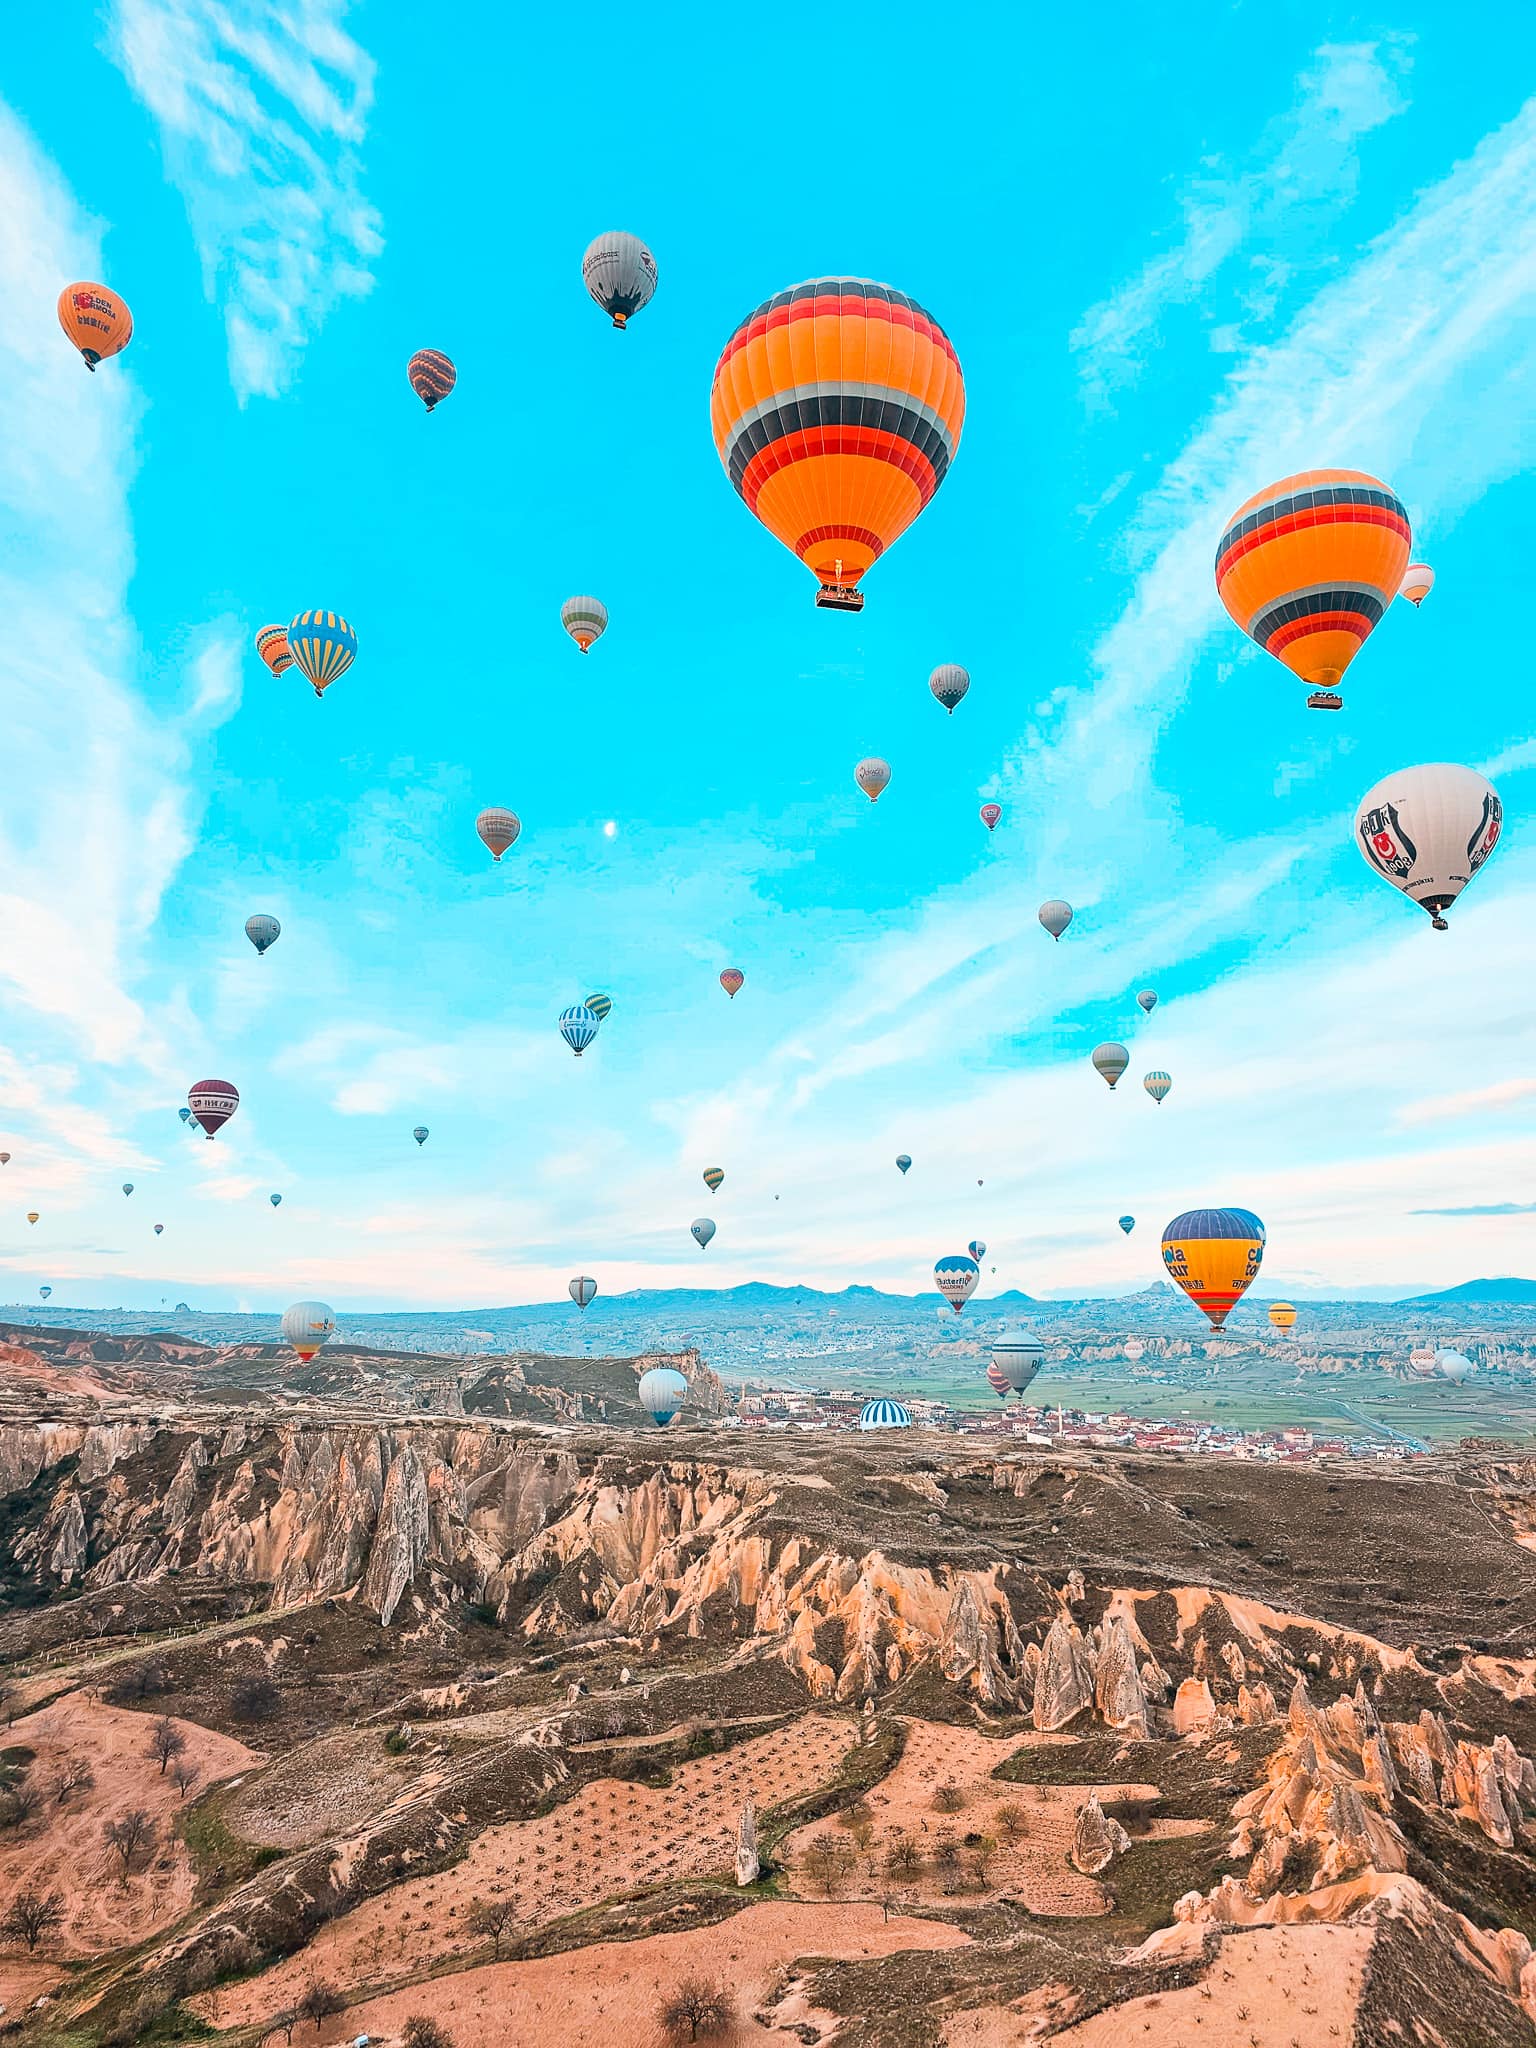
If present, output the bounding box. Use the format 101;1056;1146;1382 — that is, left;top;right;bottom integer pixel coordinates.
270;1193;282;1207
245;914;280;956
1119;1215;1135;1235
476;808;522;861
560;1003;600;1056
1136;990;1157;1015
928;664;970;714
26;1213;38;1226
561;595;607;653
287;610;356;698
178;1107;191;1125
255;625;293;677
0;1154;9;1164
1092;1043;1129;1090
1038;899;1072;941
855;757;891;803
1144;1070;1172;1105
1399;562;1434;608
281;1299;336;1362
895;1154;911;1175
719;968;744;999
1268;1302;1298;1332
38;1286;50;1300
968;1239;987;1263
58;282;132;369
413;1127;429;1146
691;1217;716;1249
585;993;613;1023
979;803;1002;833
569;1275;598;1309
703;1167;725;1193
934;1254;980;1313
582;231;658;330
407;348;456;411
638;1365;687;1426
188;1079;239;1140
154;1223;164;1235
122;1183;133;1196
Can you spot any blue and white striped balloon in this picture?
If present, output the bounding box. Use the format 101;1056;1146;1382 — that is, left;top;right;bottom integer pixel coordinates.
559;1003;600;1056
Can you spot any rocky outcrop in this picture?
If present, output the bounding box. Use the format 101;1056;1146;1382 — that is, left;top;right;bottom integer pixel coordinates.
1093;1616;1149;1737
736;1798;759;1886
1033;1616;1095;1731
1385;1711;1536;1848
1071;1793;1131;1875
1172;1678;1216;1736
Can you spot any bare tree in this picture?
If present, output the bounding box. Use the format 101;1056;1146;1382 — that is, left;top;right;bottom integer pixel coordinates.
264;2010;300;2047
403;2021;455;2048
1;1887;65;1952
657;1975;734;2043
298;1979;344;2034
467;1895;516;1959
0;1773;41;1829
931;1781;967;1814
799;1832;858;1899
147;1717;186;1776
51;1756;95;1805
993;1800;1028;1844
170;1758;201;1802
104;1809;157;1877
968;1834;998;1888
884;1833;922;1879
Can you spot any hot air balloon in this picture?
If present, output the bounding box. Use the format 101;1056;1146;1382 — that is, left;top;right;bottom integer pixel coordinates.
719;969;744;999
1161;1208;1265;1331
560;1003;600;1056
1399;562;1434;608
178;1107;191;1127
413;1127;429;1146
58;283;132;369
0;1154;9;1165
245;914;280;956
1119;1216;1135;1235
1215;470;1411;711
38;1286;50;1300
855;758;891;802
560;596;607;653
710;278;964;612
934;1254;980;1313
1039;900;1072;941
895;1154;911;1175
980;803;1002;833
991;1329;1044;1393
985;1361;1010;1399
25;1213;38;1226
255;625;293;677
1124;1337;1146;1362
270;1194;282;1207
582;232;658;329
569;1275;598;1309
1136;990;1157;1015
1144;1070;1172;1105
703;1167;725;1193
1268;1302;1298;1333
122;1183;133;1197
153;1223;164;1235
1355;763;1502;930
929;665;970;714
188;1079;239;1139
476;808;521;861
691;1217;716;1250
287;610;357;698
1092;1044;1129;1090
281;1300;336;1362
858;1397;911;1430
639;1364;687;1425
407;348;456;411
1437;1348;1474;1382
585;993;613;1023
969;1239;987;1263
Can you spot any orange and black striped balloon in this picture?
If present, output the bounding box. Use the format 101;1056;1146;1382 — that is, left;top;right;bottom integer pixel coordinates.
407;349;456;412
1215;469;1411;694
710;278;964;606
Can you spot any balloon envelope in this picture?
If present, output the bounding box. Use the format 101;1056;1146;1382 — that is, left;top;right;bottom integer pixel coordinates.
1092;1043;1130;1090
476;808;521;861
122;1183;133;1196
1144;1070;1172;1105
582;231;658;329
1136;990;1157;1015
1161;1208;1265;1331
188;1079;239;1140
270;1194;282;1207
1399;562;1434;607
929;664;970;713
1268;1302;1298;1331
690;1217;716;1249
559;1004;600;1056
980;803;1002;832
245;914;280;955
991;1330;1045;1393
153;1223;163;1235
287;610;356;697
281;1300;336;1362
26;1213;38;1225
1355;763;1501;929
569;1275;597;1309
719;968;744;999
58;282;132;368
934;1254;980;1313
560;595;607;652
639;1364;688;1424
255;625;293;677
710;278;964;610
407;348;456;410
1038;899;1072;940
858;1398;911;1430
1436;1348;1473;1382
985;1361;1010;1399
855;757;891;802
1215;470;1410;707
968;1239;987;1262
413;1127;429;1145
703;1167;725;1192
895;1154;911;1174
38;1286;50;1300
178;1107;191;1125
584;992;613;1023
1118;1215;1135;1235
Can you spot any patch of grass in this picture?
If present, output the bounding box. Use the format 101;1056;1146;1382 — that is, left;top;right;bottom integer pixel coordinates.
178;1793;279;1890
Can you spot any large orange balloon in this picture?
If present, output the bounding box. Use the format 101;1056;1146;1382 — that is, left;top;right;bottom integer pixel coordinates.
710;279;964;611
58;283;133;370
1215;470;1410;708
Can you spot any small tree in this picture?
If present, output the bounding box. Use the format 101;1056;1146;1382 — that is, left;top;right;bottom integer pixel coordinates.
231;1674;281;1723
931;1829;960;1874
51;1756;95;1805
171;1758;201;1802
147;1716;186;1776
657;1975;733;2043
1;1886;65;1952
993;1800;1028;1844
403;2020;455;2048
968;1833;998;1888
799;1832;857;1899
104;1809;157;1877
467;1896;515;1959
885;1833;922;1879
265;2010;300;2047
298;1979;344;2033
0;1773;41;1829
931;1781;967;1814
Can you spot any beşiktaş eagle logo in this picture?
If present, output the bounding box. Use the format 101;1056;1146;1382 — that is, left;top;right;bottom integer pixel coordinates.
1467;791;1503;873
1359;801;1415;879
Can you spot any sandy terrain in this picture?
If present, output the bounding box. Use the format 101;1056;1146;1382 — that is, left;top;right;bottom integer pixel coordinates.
944;1924;1371;2046
223;1728;421;1849
209;1710;860;2022
0;1691;257;1956
781;1719;1168;1916
0;1959;64;2019
219;1902;967;2048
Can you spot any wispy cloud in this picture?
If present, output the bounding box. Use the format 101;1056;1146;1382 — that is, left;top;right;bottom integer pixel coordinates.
1072;39;1412;404
1411;1202;1536;1217
1396;1079;1536;1128
105;0;380;401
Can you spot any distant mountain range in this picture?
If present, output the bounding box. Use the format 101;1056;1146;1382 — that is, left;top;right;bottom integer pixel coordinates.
1398;1277;1536;1306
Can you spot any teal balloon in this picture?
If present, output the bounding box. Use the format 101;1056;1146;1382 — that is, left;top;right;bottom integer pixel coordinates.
270;1193;282;1207
1119;1215;1135;1234
584;992;613;1023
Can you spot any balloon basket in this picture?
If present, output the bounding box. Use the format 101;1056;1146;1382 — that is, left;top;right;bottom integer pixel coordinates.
815;585;864;613
1305;690;1343;711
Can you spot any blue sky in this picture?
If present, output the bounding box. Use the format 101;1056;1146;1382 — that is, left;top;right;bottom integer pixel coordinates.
2;3;1536;1312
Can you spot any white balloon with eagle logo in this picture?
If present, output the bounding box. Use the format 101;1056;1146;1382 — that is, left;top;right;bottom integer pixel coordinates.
1354;763;1502;930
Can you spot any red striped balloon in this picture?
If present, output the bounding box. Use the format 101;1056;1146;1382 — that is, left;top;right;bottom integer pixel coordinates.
408;349;456;412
